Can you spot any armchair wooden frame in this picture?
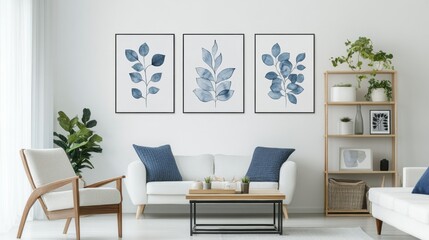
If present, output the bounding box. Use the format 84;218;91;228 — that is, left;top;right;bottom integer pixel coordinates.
17;149;125;240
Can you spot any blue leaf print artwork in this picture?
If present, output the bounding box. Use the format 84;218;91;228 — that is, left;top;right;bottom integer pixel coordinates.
125;43;165;107
262;43;306;107
193;40;235;107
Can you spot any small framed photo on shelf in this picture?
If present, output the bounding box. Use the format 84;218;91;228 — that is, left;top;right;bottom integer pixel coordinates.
370;110;391;135
339;148;373;171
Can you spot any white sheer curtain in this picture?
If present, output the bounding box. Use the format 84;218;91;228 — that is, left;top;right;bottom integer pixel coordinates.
0;0;50;233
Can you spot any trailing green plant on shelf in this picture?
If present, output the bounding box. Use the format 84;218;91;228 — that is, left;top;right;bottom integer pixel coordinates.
330;36;394;88
365;79;393;101
53;108;103;176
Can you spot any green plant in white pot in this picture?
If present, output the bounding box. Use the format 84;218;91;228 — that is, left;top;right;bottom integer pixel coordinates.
365;79;392;102
53;108;103;176
339;117;353;135
203;176;212;190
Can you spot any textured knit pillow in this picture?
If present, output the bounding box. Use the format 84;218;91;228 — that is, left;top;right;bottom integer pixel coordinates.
246;147;295;182
133;144;182;182
412;167;429;195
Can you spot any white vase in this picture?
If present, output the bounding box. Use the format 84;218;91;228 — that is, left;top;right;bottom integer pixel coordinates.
191;181;203;190
339;121;354;135
331;87;356;102
371;88;387;102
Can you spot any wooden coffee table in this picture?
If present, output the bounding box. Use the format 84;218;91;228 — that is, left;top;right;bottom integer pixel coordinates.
186;189;285;235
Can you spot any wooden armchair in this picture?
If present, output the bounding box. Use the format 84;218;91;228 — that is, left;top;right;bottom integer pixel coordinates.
17;148;125;240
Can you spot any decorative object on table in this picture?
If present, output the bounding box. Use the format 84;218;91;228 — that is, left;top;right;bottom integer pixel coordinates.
370;110;391;134
183;34;244;113
354;105;364;135
380;159;389;171
224;181;236;190
365;79;392;102
53;108;102;176
246;146;295;182
340;148;373;170
115;34;175;113
254;34;315;113
330;36;394;88
339;117;353;135
133;144;182;182
191;181;203;190
330;83;356;102
241;176;250;194
203;176;212;190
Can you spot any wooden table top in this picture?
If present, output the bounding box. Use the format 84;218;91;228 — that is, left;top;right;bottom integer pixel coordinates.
186;189;286;201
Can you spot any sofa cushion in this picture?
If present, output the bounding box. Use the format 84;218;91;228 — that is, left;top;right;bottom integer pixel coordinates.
214;155;251;180
147;181;194;195
250;182;278;189
42;187;121;211
412;167;429;195
133;144;182;182
175;155;214;181
246;147;295;182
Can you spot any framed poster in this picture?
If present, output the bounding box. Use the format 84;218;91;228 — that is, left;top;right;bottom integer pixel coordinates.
340;148;373;171
370;110;391;134
183;34;244;113
255;34;315;113
115;34;175;113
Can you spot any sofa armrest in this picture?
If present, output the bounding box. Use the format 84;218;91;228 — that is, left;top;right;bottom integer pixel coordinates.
403;167;426;187
278;160;297;205
125;160;148;205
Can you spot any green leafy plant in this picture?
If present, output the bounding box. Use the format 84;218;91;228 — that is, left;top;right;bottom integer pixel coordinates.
333;83;352;87
340;117;352;122
241;176;250;183
330;37;394;88
365;79;392;101
53;108;103;175
204;176;212;183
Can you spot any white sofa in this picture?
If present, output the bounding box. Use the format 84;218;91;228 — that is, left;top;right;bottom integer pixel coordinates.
126;154;297;219
369;167;429;239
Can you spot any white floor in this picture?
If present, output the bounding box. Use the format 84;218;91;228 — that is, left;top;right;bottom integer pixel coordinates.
1;213;417;240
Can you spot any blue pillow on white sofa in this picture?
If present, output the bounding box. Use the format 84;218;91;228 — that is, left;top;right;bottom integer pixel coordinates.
246;146;295;182
412;167;429;195
133;144;182;182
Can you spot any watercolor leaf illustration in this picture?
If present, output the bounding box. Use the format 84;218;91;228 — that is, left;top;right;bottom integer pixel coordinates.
125;43;165;107
193;40;235;107
262;43;306;107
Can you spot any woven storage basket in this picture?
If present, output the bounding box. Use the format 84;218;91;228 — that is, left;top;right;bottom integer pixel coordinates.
328;178;366;210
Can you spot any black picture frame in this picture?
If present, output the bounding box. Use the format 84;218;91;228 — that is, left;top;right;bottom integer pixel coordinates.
182;34;245;113
254;34;315;113
115;33;175;113
370;110;391;135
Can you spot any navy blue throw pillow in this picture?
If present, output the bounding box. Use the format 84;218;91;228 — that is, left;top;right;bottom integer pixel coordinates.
246;147;295;182
133;144;182;182
412;167;429;195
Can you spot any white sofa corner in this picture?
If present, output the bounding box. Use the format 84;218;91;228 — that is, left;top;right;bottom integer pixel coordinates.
369;167;429;239
126;154;297;219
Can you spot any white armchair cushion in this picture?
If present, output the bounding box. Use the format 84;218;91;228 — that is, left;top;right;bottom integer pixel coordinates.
175;155;214;181
214;155;251;180
42;187;121;211
24;149;77;191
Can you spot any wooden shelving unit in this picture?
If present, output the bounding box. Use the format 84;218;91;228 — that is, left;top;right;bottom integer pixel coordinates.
324;70;398;216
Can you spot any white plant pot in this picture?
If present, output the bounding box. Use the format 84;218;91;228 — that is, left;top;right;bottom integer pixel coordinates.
371;88;388;102
339;121;354;135
331;87;356;102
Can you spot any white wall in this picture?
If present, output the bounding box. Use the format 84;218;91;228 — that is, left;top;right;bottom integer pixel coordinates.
48;0;429;213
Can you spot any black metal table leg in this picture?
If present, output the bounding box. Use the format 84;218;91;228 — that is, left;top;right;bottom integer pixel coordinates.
190;202;193;236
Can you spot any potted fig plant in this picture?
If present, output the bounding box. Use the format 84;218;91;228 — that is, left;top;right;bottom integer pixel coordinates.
53;108;103;176
241;176;250;194
331;83;356;102
330;37;394;92
203;176;212;190
339;117;353;135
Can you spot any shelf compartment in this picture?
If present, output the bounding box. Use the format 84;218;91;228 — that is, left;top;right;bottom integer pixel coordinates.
326;134;395;138
326;171;396;174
